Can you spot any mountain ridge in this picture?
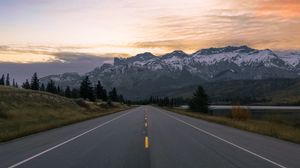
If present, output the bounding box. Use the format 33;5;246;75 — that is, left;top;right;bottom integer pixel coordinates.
40;45;300;100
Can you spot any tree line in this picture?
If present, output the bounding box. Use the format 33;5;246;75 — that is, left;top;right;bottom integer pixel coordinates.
131;86;209;113
0;73;18;88
1;72;209;112
1;72;124;103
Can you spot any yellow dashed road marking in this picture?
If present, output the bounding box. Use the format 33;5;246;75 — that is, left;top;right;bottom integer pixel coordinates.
145;136;149;149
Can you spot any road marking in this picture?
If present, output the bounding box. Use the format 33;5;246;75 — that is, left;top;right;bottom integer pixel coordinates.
8;111;132;168
145;122;148;127
145;136;149;149
164;113;287;168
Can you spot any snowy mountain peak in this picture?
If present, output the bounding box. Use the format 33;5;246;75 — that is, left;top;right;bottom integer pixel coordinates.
112;46;300;70
161;50;188;59
114;52;156;66
194;45;256;55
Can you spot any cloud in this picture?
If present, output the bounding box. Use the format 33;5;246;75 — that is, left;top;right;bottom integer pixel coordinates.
134;4;300;52
256;0;300;19
0;54;113;84
0;45;116;83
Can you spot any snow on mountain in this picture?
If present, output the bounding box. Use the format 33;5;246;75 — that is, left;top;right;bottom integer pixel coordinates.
113;46;294;71
41;46;300;95
38;46;300;100
192;47;278;66
276;51;300;67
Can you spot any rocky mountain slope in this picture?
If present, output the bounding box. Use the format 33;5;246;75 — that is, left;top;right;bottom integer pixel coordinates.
41;46;300;100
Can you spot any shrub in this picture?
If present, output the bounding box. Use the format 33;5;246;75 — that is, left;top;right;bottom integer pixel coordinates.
0;108;10;119
230;105;251;120
107;99;113;107
75;98;90;109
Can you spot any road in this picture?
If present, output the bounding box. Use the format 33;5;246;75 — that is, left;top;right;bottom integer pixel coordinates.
0;106;300;168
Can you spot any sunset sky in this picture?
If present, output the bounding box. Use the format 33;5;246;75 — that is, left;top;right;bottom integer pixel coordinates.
0;0;299;64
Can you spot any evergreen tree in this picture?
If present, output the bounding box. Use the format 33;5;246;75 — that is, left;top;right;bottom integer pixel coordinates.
189;85;209;113
5;73;10;86
0;74;4;85
15;83;19;88
57;86;61;95
40;83;45;91
102;89;108;101
118;94;124;103
95;81;105;100
71;88;79;98
65;86;71;98
109;88;118;101
22;79;31;89
46;80;57;93
12;79;16;87
30;72;39;90
79;76;95;101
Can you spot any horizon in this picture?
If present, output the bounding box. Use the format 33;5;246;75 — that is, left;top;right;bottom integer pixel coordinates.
0;44;300;84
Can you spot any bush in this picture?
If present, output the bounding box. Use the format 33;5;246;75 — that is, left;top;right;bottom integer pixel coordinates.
230;106;251;120
107;99;113;107
75;98;90;109
0;108;10;119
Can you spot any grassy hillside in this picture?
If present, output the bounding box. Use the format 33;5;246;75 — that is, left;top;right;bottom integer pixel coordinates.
0;86;128;142
166;107;300;144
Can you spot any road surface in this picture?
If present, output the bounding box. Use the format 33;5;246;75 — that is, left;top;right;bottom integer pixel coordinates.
0;106;299;168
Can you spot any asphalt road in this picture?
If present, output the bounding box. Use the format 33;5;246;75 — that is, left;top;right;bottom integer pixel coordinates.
0;106;300;168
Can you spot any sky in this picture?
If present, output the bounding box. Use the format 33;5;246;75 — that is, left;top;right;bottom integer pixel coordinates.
0;0;300;81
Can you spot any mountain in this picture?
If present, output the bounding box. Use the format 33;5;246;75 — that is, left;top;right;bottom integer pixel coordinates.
40;46;300;100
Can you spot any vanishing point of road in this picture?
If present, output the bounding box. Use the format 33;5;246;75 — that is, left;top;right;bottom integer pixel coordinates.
1;106;300;168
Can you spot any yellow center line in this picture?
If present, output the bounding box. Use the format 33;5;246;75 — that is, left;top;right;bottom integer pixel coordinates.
145;136;149;149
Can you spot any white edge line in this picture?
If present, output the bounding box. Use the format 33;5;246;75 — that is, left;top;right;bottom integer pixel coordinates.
164;112;287;168
8;111;132;168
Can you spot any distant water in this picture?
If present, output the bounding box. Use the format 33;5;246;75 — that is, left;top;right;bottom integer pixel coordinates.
210;105;300;110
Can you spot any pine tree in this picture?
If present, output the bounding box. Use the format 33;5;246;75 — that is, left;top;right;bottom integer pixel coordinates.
5;73;10;86
118;94;124;103
40;83;45;91
102;89;108;101
0;74;4;85
22;79;31;89
80;76;95;101
109;88;118;101
30;72;39;90
57;86;61;95
71;88;79;98
95;81;108;101
12;79;16;87
189;85;209;113
46;80;57;93
65;86;71;98
95;81;103;99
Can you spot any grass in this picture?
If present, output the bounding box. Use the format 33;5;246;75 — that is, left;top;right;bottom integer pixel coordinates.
165;107;300;144
0;86;129;142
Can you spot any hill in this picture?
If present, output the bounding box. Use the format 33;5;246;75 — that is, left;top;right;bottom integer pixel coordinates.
0;86;128;141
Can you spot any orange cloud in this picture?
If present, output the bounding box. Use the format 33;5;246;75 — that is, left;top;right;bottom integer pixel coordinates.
256;0;300;18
